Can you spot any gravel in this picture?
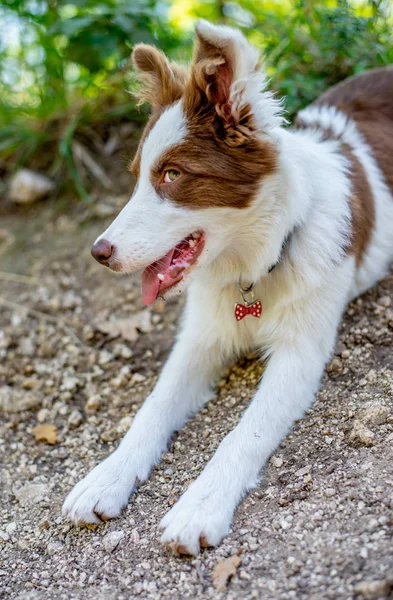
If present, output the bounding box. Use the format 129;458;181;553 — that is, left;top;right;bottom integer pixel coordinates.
0;209;392;600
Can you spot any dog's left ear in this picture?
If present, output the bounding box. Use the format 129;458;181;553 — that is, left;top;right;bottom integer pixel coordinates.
188;20;261;124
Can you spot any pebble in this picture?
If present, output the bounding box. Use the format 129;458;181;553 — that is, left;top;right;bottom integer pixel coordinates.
13;483;49;507
0;386;42;413
359;402;390;426
46;541;63;555
349;420;375;447
103;531;125;552
354;578;393;598
68;409;83;428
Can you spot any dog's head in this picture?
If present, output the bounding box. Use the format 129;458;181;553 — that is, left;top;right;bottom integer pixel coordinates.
92;20;283;305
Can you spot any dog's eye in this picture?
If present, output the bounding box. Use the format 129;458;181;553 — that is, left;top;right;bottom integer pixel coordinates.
163;169;181;183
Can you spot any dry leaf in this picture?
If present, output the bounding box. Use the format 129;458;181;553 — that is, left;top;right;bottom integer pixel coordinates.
97;309;152;342
32;423;57;445
213;552;241;592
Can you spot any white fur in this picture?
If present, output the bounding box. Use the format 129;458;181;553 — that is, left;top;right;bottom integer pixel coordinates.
63;24;393;555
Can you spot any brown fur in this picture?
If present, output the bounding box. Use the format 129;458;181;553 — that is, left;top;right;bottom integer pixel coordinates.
341;144;375;264
131;34;277;209
312;66;393;196
296;67;393;263
132;44;187;110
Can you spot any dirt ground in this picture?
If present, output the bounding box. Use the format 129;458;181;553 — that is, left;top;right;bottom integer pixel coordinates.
0;200;392;600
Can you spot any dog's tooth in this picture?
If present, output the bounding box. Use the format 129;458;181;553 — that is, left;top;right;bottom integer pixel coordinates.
157;273;165;281
189;239;196;248
192;232;201;239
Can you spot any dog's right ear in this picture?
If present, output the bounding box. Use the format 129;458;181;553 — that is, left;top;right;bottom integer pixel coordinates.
132;44;187;111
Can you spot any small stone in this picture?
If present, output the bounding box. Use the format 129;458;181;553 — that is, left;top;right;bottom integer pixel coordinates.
349;420;375;447
118;416;133;432
37;408;50;423
295;465;311;477
131;373;146;384
113;344;133;359
326;358;343;374
85;395;101;412
68;410;83;428
46;541;63;555
9;168;55;203
271;456;283;468
103;531;125;552
130;528;140;544
133;582;143;594
5;522;17;534
0;530;10;543
0;386;42;413
98;350;114;365
359;403;390;426
325;488;336;497
354;578;393;598
13;483;49;507
100;427;119;442
378;295;391;307
61;376;79;392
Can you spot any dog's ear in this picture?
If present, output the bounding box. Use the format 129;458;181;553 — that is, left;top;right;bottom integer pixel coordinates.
187;20;261;124
132;44;187;110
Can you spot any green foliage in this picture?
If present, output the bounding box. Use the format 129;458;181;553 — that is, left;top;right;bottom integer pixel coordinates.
0;0;392;199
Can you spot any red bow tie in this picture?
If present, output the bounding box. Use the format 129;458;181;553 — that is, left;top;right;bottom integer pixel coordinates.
234;300;262;321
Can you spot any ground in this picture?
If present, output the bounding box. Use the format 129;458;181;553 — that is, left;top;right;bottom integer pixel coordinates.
0;200;392;600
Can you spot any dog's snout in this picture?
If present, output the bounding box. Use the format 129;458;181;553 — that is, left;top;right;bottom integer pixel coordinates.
91;239;113;264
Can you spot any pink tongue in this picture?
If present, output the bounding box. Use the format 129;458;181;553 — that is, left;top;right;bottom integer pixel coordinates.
141;248;175;306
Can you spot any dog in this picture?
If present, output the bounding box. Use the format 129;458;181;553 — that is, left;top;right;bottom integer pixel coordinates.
62;20;393;556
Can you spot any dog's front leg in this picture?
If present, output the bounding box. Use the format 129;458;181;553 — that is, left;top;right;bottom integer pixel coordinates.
62;320;226;525
160;305;344;555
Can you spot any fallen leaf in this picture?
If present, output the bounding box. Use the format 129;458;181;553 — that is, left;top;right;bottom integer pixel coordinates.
97;309;152;342
213;552;241;592
32;424;57;445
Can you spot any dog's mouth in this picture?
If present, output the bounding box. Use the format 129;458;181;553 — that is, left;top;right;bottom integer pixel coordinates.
141;231;205;306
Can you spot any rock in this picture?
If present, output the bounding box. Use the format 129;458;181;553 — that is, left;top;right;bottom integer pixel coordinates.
359;403;390;426
61;376;80;392
13;483;49;507
103;531;125;552
0;530;10;543
85;395;101;412
0;386;42;413
19;337;36;357
326;358;343;374
97;309;152;343
5;522;16;534
117;416;133;432
377;295;391;307
9;169;55;204
131;373;146;385
354;578;393;598
349;420;375;447
46;541;63;555
271;456;283;468
68;409;83;428
98;350;114;365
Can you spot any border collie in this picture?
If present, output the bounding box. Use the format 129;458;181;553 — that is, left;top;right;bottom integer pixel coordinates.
63;20;393;555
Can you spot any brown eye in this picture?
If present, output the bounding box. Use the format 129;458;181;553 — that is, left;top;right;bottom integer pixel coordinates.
163;169;181;183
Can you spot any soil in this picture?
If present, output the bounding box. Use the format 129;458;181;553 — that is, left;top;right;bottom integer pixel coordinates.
0;200;392;600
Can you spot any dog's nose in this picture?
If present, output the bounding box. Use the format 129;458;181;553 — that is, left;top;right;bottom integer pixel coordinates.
91;239;113;264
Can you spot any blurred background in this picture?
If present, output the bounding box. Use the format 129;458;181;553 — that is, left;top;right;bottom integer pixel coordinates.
0;0;392;206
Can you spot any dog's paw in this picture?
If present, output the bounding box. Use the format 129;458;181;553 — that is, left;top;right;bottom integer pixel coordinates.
62;455;134;525
160;480;232;556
